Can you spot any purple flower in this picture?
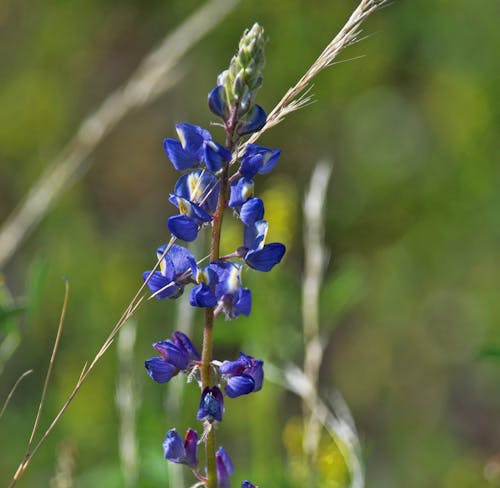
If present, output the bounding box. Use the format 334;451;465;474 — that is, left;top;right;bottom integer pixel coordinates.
143;244;196;299
145;331;200;384
216;447;234;488
162;428;199;467
220;353;264;398
197;386;224;422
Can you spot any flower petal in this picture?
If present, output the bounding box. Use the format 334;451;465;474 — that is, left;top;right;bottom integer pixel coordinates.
163;138;197;170
153;340;189;370
145;357;177;383
171;331;201;361
197;386;224;422
208;85;228;119
245;243;286;272
239;197;264;226
190;283;218;308
229;177;254;208
183;428;199;467
142;271;180;299
225;374;255;398
163;429;186;463
203;140;231;172
237;104;267;136
167;214;199;242
176;123;211;160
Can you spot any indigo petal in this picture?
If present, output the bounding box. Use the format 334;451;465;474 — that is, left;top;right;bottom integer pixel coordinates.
229;177;254;209
176;123;211;161
239;198;264;226
184;428;199;467
190;283;218;308
204;140;231;172
168;214;198;242
216;447;234;488
225;374;255;398
153;340;189;370
197;386;224;422
142;271;179;299
208;85;228;119
243;220;268;251
245;243;286;272
163;429;186;463
172;331;201;361
163;138;197;170
145;357;177;383
237;104;267;136
233;287;252;317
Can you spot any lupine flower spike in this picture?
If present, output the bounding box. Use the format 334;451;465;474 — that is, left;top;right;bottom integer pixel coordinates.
143;23;284;487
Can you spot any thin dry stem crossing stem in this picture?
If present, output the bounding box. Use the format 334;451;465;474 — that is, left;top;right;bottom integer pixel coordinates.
0;0;241;269
9;238;175;486
11;281;69;486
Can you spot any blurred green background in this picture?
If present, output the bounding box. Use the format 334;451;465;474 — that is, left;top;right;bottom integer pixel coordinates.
1;0;499;486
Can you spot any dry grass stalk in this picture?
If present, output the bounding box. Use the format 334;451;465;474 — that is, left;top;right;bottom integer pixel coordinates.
302;161;333;466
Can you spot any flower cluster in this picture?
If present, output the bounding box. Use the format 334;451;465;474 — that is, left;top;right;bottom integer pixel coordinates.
142;23;281;487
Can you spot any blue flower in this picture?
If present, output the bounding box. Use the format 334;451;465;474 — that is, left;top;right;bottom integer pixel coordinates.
236;104;267;136
164;123;231;173
239;197;264;226
163;123;211;171
162;428;198;467
208;85;229;120
189;265;219;308
211;261;252;319
145;331;200;383
239;144;281;178
143;244;196;299
197;386;224;423
168;170;220;241
216;447;234;488
228;177;254;209
239;220;286;272
219;353;263;398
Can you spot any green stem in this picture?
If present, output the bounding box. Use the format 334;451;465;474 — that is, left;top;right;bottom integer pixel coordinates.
201;109;237;488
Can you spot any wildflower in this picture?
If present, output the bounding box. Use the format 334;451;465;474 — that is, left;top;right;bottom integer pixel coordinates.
228;177;254;209
211;261;252;318
163;428;199;467
197;386;225;423
168;169;220;241
219;353;263;398
216;447;234;488
238;220;286;272
145;331;200;383
189;265;219;308
164;123;230;172
143;244;196;299
239;144;281;178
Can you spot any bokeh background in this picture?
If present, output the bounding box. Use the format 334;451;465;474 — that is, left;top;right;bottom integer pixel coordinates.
1;0;499;486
